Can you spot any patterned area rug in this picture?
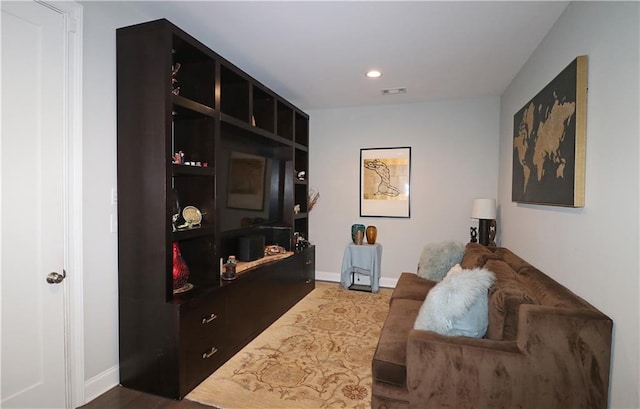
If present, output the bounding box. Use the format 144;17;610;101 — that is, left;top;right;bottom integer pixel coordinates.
187;282;392;409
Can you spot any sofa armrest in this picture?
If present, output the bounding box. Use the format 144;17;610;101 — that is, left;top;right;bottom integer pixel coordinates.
514;304;612;407
406;329;526;409
406;304;613;409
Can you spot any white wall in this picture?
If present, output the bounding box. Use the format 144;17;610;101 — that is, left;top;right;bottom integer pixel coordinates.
80;0;158;400
307;98;500;284
498;3;639;408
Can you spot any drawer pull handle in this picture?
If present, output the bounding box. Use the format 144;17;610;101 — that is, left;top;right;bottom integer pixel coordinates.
305;279;312;284
202;347;218;359
201;313;217;324
305;260;313;265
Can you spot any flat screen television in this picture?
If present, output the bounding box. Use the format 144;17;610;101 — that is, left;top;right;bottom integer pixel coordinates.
218;147;288;233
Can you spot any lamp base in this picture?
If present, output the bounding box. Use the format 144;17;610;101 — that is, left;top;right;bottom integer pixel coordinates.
478;219;491;246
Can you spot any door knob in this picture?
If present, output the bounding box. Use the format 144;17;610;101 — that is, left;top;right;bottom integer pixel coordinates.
46;270;66;284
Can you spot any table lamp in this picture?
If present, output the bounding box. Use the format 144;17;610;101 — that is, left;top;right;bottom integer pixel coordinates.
471;198;496;246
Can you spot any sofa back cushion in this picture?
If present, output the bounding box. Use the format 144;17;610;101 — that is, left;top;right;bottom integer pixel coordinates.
517;267;593;310
494;247;533;273
461;243;501;269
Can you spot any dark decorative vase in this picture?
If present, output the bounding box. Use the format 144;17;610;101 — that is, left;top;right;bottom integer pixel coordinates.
351;224;365;244
366;226;377;244
172;242;190;290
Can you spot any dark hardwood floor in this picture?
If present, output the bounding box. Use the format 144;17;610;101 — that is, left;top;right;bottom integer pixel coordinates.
78;386;216;409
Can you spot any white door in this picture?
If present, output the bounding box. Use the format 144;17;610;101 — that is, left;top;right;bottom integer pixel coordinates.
1;2;69;408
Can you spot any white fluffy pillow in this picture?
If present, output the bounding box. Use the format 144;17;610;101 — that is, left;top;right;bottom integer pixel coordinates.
414;267;496;338
417;241;465;281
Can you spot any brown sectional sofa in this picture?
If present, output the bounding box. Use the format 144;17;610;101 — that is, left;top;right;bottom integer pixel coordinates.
372;243;613;409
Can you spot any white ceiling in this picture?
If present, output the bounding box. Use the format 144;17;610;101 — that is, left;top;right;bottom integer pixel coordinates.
130;1;569;111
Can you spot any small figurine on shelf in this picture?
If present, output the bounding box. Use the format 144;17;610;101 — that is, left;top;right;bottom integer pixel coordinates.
294;233;309;252
172;151;184;164
470;227;478;243
294;204;301;214
222;255;237;281
297;170;306;181
171;62;181;96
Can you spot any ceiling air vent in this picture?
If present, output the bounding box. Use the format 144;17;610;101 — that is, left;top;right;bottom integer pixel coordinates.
381;87;407;95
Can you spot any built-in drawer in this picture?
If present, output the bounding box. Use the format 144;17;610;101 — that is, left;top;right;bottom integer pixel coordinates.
180;295;227;391
302;245;315;284
180;295;226;344
183;339;225;392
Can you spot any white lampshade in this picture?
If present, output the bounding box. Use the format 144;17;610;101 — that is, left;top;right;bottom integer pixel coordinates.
471;198;496;219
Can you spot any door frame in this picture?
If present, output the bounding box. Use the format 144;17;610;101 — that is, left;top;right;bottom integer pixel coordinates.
41;1;85;407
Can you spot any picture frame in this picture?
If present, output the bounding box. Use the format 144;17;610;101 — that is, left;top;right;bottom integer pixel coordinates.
512;55;587;207
360;147;411;218
227;151;266;210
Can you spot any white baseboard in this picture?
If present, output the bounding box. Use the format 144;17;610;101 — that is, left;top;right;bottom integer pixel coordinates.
84;364;119;405
315;270;398;288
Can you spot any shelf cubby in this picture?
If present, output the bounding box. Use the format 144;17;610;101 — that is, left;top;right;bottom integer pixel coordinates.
294;183;308;214
295;111;309;147
220;65;250;123
172;35;215;108
172;114;215;165
175;235;218;289
172;174;215;225
294;217;309;240
252;85;275;133
277;100;294;141
294;148;308;176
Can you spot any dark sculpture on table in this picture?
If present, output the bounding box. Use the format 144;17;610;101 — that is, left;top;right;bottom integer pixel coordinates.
488;220;497;247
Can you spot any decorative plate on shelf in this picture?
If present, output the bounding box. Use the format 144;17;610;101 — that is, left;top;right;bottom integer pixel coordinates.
182;206;202;226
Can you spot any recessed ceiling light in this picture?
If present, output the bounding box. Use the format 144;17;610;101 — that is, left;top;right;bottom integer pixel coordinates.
366;70;382;78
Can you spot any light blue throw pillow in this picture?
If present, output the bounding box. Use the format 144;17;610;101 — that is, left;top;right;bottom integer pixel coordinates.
414;266;495;338
417;241;465;281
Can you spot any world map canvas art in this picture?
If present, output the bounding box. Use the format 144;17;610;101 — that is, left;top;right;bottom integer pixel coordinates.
512;56;587;207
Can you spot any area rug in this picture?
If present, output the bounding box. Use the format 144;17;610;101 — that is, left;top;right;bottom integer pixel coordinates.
186;282;392;409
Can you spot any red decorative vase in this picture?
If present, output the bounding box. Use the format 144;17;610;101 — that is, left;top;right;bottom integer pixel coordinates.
172;242;189;290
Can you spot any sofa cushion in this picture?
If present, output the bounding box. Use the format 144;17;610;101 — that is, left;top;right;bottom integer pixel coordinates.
416;241;465;281
483;259;538;340
373;299;423;387
486;281;538;340
390;273;437;305
371;381;409;409
414;267;495;338
484;259;519;284
461;243;501;269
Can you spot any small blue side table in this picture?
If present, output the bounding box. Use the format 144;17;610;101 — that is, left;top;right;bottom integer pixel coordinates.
340;242;382;293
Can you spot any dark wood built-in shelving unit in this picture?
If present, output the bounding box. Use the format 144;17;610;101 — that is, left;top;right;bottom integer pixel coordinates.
117;19;313;400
